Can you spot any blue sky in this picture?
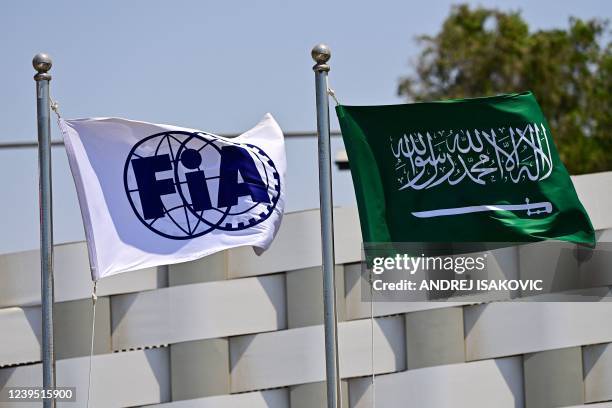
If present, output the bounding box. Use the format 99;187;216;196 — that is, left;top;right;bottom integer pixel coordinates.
0;0;609;254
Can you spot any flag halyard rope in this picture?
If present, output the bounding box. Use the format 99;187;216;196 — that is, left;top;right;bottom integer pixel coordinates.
49;96;62;120
328;88;340;106
86;281;97;408
370;270;376;408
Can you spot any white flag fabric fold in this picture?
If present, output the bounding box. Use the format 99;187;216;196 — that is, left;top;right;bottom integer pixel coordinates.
60;114;286;281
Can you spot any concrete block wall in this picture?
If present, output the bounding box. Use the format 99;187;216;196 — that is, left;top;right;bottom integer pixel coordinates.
1;172;612;407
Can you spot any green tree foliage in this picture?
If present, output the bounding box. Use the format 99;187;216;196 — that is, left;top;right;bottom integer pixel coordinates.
398;4;611;174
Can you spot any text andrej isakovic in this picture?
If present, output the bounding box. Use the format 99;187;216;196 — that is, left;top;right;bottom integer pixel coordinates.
124;131;281;240
370;254;543;292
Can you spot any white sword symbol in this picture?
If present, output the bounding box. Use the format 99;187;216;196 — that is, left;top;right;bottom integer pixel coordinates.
411;198;553;218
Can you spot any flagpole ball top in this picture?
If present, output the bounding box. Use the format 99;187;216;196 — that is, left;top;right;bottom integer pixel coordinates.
33;53;52;81
33;53;52;73
311;43;331;64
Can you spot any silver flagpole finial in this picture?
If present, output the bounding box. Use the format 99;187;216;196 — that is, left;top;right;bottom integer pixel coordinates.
311;43;331;72
33;53;53;80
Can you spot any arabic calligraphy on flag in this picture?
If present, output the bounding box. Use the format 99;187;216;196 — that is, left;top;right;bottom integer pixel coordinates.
391;122;553;191
336;92;595;245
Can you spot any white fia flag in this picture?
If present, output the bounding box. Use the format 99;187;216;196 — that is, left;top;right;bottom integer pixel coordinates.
60;114;286;281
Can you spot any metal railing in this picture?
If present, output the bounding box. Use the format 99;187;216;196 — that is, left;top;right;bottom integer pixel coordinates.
0;131;343;150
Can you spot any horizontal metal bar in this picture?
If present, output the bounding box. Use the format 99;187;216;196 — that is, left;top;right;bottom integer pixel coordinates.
0;140;65;149
0;131;343;150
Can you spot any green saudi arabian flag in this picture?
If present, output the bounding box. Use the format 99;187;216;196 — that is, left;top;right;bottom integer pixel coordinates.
336;92;595;246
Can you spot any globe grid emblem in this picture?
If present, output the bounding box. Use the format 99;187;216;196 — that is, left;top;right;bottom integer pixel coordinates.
123;130;281;240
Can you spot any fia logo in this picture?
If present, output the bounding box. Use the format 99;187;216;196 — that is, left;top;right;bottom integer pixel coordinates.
123;131;280;240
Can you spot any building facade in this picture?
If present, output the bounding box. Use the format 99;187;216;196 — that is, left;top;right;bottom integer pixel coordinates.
1;171;612;407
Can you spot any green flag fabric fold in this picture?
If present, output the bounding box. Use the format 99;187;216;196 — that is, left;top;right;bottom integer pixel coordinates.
336;92;595;246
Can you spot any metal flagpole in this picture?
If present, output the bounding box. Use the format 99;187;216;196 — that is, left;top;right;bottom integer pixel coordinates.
33;53;56;408
311;43;341;408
